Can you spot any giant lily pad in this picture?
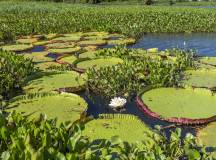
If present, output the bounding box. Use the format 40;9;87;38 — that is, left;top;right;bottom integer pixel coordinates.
137;87;216;124
56;55;77;64
182;69;216;89
23;51;53;63
199;57;216;66
16;38;38;44
1;44;33;52
6;92;87;124
24;71;85;93
79;51;97;59
52;35;81;42
74;57;123;72
197;122;216;158
48;46;81;54
78;40;107;46
107;38;135;45
35;61;62;70
46;42;75;49
82;114;154;143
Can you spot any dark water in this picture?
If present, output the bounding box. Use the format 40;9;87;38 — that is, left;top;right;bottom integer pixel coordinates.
79;91;196;138
130;33;216;57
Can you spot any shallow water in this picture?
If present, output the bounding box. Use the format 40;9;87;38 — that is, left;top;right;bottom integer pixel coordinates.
130;33;216;57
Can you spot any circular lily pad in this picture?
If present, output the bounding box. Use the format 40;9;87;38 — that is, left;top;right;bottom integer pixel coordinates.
24;71;86;93
46;42;75;49
199;57;216;66
137;87;216;124
48;46;81;54
82;114;154;143
79;51;97;59
74;57;123;72
182;69;216;89
16;38;38;44
33;40;50;46
6;92;87;124
35;61;62;70
52;36;81;42
78;40;107;46
107;38;135;45
23;51;53;63
197;122;216;158
83;32;108;36
56;55;77;64
1;44;33;52
83;45;98;51
45;34;58;40
147;48;159;53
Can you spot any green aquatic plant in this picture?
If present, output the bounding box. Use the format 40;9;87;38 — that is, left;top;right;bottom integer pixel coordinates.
45;42;75;49
57;55;77;64
47;46;81;54
78;40;107;46
138;87;216;124
107;38;136;45
35;61;62;70
1;44;33;52
6;92;87;124
0;111;211;160
24;71;86;93
0;50;34;97
23;51;53;63
16;38;38;44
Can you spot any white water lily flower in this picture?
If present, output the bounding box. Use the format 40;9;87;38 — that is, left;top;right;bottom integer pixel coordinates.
109;97;127;109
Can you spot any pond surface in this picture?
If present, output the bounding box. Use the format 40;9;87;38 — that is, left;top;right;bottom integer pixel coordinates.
130;33;216;57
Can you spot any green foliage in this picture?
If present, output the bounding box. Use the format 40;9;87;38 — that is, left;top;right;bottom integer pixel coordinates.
0;111;212;159
86;47;194;97
0;50;34;97
0;2;216;40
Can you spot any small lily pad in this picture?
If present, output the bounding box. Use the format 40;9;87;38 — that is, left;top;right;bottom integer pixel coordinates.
78;40;107;46
1;44;33;52
48;46;81;54
16;38;38;44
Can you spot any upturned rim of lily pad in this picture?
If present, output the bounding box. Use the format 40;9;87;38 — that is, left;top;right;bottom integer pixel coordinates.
136;87;216;125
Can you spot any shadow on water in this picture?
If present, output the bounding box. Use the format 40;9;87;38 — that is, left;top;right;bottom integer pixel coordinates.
78;90;196;139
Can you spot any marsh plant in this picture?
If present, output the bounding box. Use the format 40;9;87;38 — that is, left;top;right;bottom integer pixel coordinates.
0;111;212;159
0;50;34;98
87;48;195;98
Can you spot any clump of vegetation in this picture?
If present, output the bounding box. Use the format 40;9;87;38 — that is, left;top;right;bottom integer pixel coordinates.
0;50;34;98
0;111;212;159
87;47;195;98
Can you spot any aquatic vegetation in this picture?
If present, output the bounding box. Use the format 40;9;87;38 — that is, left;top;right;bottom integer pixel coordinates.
6;92;87;124
46;42;75;49
35;61;62;70
79;50;98;59
83;114;154;143
47;46;81;54
24;71;86;93
16;38;38;44
23;51;53;63
107;38;136;45
1;44;33;52
52;36;81;42
1;2;216;41
147;48;159;53
78;40;107;46
56;55;77;64
0;112;211;160
197;122;216;158
0;50;34;97
199;57;216;66
137;87;216;124
74;57;123;72
182;69;216;89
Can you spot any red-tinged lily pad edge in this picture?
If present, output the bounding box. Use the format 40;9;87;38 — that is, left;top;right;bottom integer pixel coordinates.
136;91;216;125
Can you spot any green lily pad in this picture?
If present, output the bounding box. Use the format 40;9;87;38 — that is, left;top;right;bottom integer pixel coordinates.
199;57;216;66
83;32;109;36
16;38;38;44
33;40;50;46
83;45;98;51
182;69;216;89
35;61;62;70
139;88;216;123
48;46;81;54
107;38;135;45
197;122;216;158
75;57;123;70
24;71;85;93
23;51;53;63
57;55;77;64
79;51;97;59
52;36;81;42
1;44;33;52
46;42;75;49
83;35;110;40
78;40;107;46
82;114;154;143
6;92;87;124
147;48;159;53
45;34;58;40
